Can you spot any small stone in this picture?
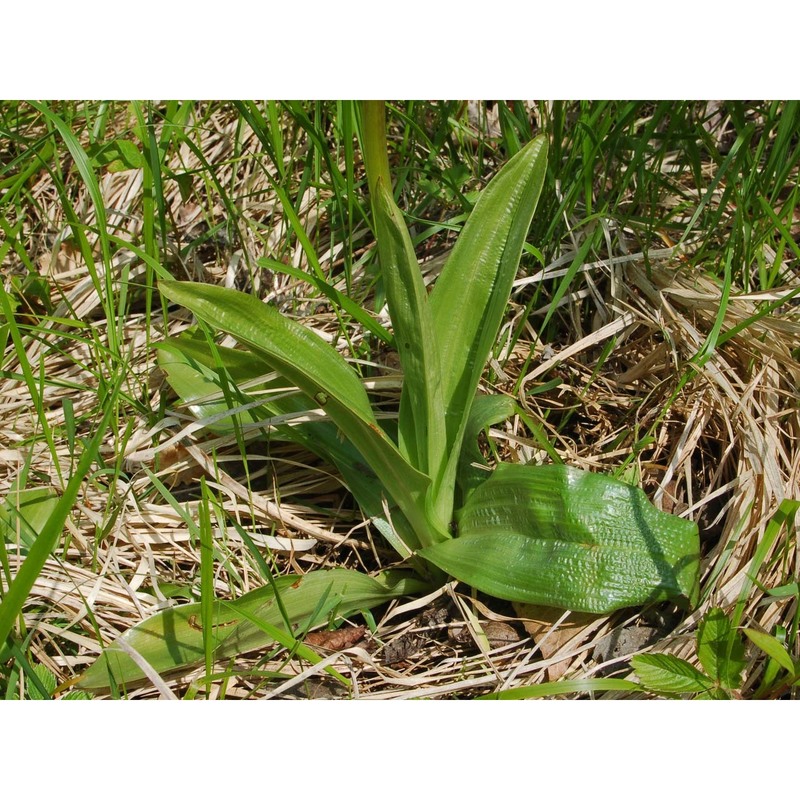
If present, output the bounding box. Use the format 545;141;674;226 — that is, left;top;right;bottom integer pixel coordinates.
593;626;663;676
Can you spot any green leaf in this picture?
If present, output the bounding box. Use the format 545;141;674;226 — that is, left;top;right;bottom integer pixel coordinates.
429;136;548;493
479;678;640;699
631;654;716;696
28;102;120;354
173;171;194;202
420;463;700;614
155;333;308;435
219;598;350;687
158;280;444;548
373;177;447;510
456;393;516;502
360;101;392;200
697;608;747;690
259;257;392;345
731;499;799;631
159;281;376;420
764;582;800;599
0;381;123;649
156;333;428;562
27;664;57;700
0;486;60;550
78;568;429;692
743;628;797;677
86;138;145;172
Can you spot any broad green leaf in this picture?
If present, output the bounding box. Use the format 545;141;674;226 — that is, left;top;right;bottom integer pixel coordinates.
158;329;274;382
219;597;351;687
743;628;797;677
86;138;145;172
156;333;311;436
78;568;429;692
420;463;700;614
157;333;430;559
0;486;60;549
158;280;445;547
429;136;547;495
631;654;716;696
697;607;747;690
156;337;277;433
373;177;447;510
159;281;375;419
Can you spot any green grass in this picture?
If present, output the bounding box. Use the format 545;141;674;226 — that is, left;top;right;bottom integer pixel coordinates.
1;100;798;699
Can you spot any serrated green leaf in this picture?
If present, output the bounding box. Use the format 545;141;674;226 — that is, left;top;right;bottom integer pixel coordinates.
78;568;429;692
420;463;700;614
631;654;716;695
743;628;797;677
27;664;57;700
697;608;747;690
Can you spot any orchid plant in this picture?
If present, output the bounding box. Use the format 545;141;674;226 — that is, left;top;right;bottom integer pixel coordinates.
79;103;698;692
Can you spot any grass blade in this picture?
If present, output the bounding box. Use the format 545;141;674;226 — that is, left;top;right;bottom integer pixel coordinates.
198;478;215;683
743;628;797;678
0;380;122;648
479;677;640;699
27;101;120;357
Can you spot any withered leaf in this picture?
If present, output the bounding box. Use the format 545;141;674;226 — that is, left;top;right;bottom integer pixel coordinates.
515;603;598;681
305;625;366;651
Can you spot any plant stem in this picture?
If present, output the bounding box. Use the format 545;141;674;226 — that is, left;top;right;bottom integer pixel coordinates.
361;101;392;201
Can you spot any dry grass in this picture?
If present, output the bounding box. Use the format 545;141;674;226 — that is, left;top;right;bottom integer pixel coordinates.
2;101;798;699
